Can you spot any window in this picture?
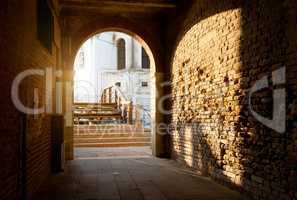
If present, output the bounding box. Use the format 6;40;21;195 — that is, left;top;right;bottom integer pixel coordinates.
115;82;121;87
37;0;54;54
117;39;126;70
142;48;150;69
141;82;148;87
78;51;85;69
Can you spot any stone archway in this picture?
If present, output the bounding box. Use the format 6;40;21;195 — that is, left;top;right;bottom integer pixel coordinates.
62;23;167;160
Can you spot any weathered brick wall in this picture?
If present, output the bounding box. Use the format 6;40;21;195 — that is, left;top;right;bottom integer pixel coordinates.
0;1;61;199
169;0;297;199
0;3;19;200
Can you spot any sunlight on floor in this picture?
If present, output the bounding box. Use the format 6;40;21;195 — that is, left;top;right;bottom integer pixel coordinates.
74;147;152;160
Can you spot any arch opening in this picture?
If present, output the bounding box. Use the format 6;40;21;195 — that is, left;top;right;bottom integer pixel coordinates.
71;30;157;159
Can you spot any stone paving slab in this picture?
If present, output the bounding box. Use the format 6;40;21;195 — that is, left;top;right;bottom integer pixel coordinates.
33;147;246;200
74;147;152;159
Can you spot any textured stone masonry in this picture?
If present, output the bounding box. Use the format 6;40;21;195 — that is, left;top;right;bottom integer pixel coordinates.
169;1;297;199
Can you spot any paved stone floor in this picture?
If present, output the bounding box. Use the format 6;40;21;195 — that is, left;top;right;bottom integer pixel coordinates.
35;147;244;200
74;147;152;159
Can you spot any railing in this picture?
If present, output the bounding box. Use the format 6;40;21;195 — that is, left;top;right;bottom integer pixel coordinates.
101;85;133;124
132;104;151;129
101;85;151;128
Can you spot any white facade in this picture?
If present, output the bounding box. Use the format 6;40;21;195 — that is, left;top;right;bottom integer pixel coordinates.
74;32;151;126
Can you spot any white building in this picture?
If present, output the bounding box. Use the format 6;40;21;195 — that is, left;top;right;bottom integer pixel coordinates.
74;32;151;126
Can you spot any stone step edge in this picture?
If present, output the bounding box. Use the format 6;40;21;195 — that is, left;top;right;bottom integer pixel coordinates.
74;142;151;147
74;138;151;143
74;132;150;135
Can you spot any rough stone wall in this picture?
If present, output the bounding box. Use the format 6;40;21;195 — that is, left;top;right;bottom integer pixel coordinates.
169;0;297;199
0;1;61;199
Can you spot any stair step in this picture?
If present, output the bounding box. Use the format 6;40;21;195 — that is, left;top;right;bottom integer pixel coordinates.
75;126;144;129
74;130;146;134
74;133;150;138
74;108;116;112
73;102;121;124
74;137;151;143
74;121;123;125
73;128;145;133
74;124;139;128
74;107;116;109
74;142;151;148
74;103;117;106
74;112;121;116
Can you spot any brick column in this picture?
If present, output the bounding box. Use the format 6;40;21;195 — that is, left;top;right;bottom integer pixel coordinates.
151;72;167;157
63;69;74;160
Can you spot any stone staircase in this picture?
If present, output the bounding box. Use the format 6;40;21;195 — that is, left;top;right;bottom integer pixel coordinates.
73;103;122;125
73;102;151;148
74;124;151;148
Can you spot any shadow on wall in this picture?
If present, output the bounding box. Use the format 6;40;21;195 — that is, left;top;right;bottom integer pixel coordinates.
238;0;297;198
169;0;297;199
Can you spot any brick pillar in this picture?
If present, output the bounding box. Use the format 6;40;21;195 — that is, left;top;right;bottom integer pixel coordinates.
63;69;74;160
151;72;167;157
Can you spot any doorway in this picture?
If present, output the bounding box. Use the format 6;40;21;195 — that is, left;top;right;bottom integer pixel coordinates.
72;31;154;159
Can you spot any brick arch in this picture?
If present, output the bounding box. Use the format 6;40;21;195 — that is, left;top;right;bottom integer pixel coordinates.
63;18;167;159
67;18;163;73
